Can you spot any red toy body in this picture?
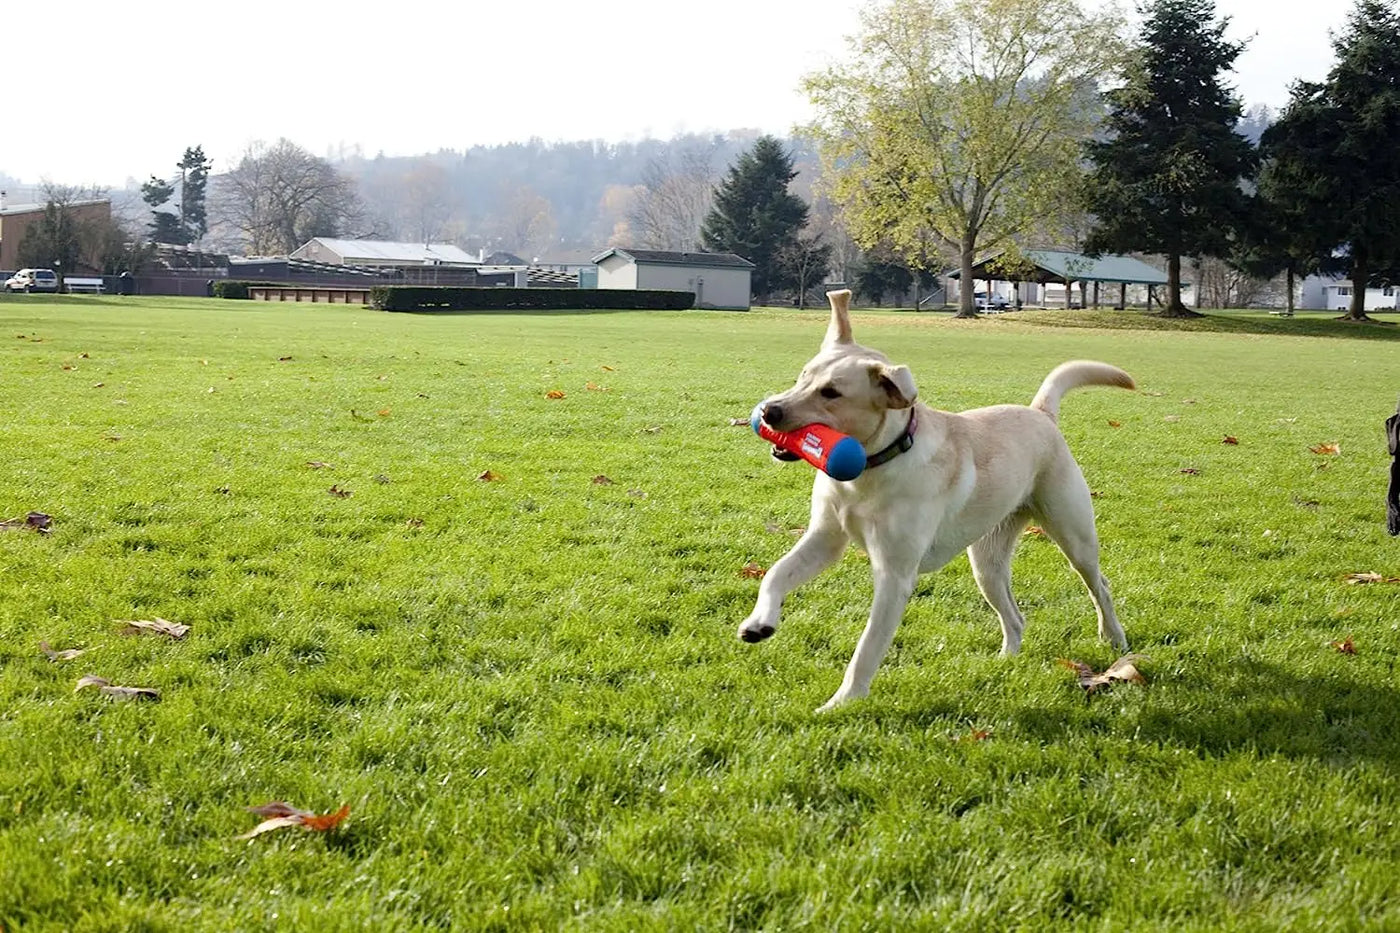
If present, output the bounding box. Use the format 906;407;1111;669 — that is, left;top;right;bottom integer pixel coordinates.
750;410;867;481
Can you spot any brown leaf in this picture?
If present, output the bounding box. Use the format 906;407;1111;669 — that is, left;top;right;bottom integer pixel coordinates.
328;485;353;498
1163;414;1181;423
627;488;647;499
237;802;349;840
1179;467;1200;475
1309;442;1340;455
374;474;392;484
1090;490;1104;499
0;511;52;534
545;390;566;399
1182;398;1197;405
74;675;160;701
1059;654;1148;693
585;382;609;392
40;641;91;661
1107;420;1122;428
591;475;615;485
643;425;663;434
601;365;616;372
377;408;391;417
92;382;104;388
118;618;190;639
62;364;74;371
350;409;373;422
1330;636;1356;655
727;417;748;427
740;562;767;579
476;470;501;482
1024;526;1045;537
406;517;425;528
78;352;90;359
1344;572;1400;585
215;485;231;495
306;460;333;470
1222;435;1239;445
278;355;293;362
105;434;123;442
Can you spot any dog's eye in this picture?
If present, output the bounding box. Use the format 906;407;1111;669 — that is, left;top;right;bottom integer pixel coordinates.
819;386;842;399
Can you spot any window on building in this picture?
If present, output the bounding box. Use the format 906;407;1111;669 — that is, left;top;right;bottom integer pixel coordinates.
1337;286;1352;296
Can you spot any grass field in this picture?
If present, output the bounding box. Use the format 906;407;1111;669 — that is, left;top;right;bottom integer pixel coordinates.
2;294;1399;931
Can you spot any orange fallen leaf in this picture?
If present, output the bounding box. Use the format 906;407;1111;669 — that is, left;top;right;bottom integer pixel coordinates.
237;802;350;840
601;365;616;372
1107;420;1122;428
1222;435;1239;445
546;390;566;399
1024;526;1045;537
740;562;767;579
1058;654;1148;693
117;618;190;639
377;408;391;417
328;485;353;498
1329;636;1356;655
591;475;615;485
476;470;501;482
585;382;609;392
74;675;160;702
1309;442;1340;455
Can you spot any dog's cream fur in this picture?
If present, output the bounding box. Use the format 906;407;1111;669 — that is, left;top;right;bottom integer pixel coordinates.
739;289;1134;712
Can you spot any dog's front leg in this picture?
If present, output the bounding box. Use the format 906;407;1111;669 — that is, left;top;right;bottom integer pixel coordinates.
737;524;848;643
818;550;919;713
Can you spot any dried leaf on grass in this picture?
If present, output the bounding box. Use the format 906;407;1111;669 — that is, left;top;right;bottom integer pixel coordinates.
591;475;615;485
1179;467;1201;475
0;511;52;534
350;409;373;422
1024;526;1045;537
1309;443;1341;455
40;641;92;661
601;365;616;372
306;461;333;470
1329;636;1356;655
727;417;749;427
476;470;502;482
1163;415;1181;423
328;485;353;498
1107;420;1122;428
585;382;609;392
1059;654;1148;694
643;425;663;434
406;517;424;528
118;618;190;639
1344;572;1400;585
237;802;350;840
740;562;767;579
545;390;566;399
377;408;391;417
1222;435;1239;445
74;675;160;701
627;488;647;499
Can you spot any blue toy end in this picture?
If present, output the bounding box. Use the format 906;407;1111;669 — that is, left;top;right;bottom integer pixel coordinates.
825;437;867;481
750;403;765;435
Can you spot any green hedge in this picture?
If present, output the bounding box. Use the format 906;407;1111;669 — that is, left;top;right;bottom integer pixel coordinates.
213;280;285;299
369;287;695;312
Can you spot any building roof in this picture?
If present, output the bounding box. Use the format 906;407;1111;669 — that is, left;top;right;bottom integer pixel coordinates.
299;237;477;265
0;198;110;216
955;249;1170;286
591;248;755;269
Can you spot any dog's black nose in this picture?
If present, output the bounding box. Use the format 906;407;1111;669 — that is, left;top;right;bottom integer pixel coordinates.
761;404;784;427
740;625;775;643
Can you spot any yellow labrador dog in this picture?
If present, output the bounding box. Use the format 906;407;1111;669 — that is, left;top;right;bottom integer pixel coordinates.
740;289;1134;712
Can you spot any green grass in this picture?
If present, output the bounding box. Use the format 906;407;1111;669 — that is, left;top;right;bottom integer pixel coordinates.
2;294;1399;931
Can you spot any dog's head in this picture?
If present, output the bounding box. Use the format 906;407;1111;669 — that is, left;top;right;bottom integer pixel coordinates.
757;289;917;446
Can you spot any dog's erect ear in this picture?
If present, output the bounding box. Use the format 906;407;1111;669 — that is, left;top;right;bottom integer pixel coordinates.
870;363;917;409
823;289;854;347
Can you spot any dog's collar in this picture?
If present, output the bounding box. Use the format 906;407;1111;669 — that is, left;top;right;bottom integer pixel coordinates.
865;410;917;469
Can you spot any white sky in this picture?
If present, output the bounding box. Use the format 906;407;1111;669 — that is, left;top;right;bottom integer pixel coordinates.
2;0;1349;189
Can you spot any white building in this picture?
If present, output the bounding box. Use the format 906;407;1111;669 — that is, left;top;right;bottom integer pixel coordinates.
1299;275;1398;311
592;248;755;310
291;237;478;268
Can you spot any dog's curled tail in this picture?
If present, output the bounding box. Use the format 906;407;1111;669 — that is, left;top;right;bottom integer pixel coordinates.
1031;361;1135;422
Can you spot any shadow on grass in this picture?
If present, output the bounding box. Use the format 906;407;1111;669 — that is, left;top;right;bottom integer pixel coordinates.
1006;308;1400;341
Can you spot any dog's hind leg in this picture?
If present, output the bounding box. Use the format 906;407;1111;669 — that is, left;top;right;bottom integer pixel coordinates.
1032;471;1128;651
968;514;1030;656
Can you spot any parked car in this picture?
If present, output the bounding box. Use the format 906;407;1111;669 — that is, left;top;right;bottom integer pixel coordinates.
974;291;1010;312
4;269;59;293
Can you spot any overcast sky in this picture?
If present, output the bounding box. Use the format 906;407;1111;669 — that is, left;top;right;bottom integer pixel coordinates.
2;0;1351;190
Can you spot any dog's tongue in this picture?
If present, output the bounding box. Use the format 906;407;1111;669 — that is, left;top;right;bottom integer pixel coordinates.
771;446;801;462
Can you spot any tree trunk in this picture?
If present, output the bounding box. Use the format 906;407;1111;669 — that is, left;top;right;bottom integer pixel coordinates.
1160;252;1202;317
1341;252;1372;322
1285;266;1295;316
1119;282;1127;310
954;237;978;318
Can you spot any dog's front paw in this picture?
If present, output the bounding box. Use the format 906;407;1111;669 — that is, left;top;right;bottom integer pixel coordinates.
737;614;776;643
816;685;868;713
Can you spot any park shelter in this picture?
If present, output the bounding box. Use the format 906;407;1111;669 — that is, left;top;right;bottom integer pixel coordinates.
954;249;1177;309
592;248;754;310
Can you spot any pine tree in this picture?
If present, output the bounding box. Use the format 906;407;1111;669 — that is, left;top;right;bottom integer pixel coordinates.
1263;0;1400;321
700;136;809;300
140;175;184;244
178;146;213;245
1082;0;1255;316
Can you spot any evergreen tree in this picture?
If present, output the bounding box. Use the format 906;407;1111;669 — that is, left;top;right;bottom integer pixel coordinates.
1263;0;1400;321
179;146;213;244
1082;0;1255;316
700;136;809;299
140;175;185;244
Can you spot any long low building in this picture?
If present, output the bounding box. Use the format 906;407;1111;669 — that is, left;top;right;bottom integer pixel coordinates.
953;249;1182;308
592;248;755;310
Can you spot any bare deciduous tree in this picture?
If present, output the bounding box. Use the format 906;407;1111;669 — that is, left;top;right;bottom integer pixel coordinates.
493;186;557;259
216;139;366;255
627;147;717;250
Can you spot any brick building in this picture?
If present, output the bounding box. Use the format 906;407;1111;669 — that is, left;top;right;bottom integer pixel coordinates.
0;198;112;272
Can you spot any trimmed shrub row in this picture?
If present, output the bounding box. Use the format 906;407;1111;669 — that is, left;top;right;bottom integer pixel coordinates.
370;287;696;312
